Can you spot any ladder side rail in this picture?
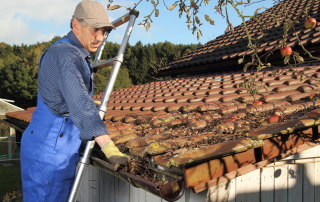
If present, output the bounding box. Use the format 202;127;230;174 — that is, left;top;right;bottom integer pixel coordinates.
67;141;95;202
94;12;131;65
93;57;115;70
93;13;130;65
93;12;131;65
98;13;138;118
93;10;139;69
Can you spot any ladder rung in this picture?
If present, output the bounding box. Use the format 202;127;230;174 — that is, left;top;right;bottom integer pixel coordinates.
111;10;139;28
93;57;115;70
93;10;139;71
111;13;131;28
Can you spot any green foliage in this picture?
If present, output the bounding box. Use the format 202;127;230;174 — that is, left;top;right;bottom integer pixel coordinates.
0;36;201;108
94;67;133;94
0;43;20;69
0;61;38;108
0;42;48;107
96;40;200;86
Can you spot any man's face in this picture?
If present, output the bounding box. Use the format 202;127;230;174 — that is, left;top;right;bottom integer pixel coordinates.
73;20;106;52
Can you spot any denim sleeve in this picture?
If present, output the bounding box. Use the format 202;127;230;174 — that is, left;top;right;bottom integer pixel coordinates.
55;46;108;141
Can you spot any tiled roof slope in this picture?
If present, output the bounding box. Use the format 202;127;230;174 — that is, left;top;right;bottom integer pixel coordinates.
6;63;320;191
159;0;320;76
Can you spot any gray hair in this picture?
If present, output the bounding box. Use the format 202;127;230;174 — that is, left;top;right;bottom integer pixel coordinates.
70;18;88;29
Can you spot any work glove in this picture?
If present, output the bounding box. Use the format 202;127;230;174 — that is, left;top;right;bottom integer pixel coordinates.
101;140;129;165
94;100;101;107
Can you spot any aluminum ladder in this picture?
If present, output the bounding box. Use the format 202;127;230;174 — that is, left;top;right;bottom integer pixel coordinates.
67;9;139;202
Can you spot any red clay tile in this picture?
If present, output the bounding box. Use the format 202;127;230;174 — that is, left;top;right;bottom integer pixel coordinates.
217;104;247;115
274;101;320;116
207;89;222;95
298;84;320;92
130;105;143;111
219;93;248;102
286;91;320;101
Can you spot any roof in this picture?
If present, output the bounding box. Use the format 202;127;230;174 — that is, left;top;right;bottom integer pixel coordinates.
6;63;320;191
4;0;320;200
158;0;320;76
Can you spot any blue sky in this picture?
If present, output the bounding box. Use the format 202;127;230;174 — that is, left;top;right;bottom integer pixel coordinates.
1;0;276;46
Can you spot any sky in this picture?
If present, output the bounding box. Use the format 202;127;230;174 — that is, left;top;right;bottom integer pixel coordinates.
0;0;277;46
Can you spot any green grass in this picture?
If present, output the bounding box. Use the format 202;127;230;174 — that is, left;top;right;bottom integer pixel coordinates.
0;160;22;199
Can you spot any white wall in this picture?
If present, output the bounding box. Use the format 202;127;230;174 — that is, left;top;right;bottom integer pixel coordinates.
0;99;23;116
207;145;320;202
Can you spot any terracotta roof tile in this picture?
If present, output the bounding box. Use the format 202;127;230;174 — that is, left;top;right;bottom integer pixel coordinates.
160;0;320;75
9;65;320;146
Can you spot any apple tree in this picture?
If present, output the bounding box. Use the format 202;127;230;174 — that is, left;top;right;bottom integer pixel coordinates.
107;0;319;99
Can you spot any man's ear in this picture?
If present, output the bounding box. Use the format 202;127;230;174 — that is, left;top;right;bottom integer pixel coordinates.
72;19;80;35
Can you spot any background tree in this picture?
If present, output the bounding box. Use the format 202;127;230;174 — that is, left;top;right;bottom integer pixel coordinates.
94;67;133;94
96;40;200;85
0;61;38;108
0;37;200;108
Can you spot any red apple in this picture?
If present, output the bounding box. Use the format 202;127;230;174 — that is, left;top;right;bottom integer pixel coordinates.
304;18;317;29
310;93;316;100
269;115;281;124
225;115;237;122
230;115;237;119
252;100;263;106
280;46;292;56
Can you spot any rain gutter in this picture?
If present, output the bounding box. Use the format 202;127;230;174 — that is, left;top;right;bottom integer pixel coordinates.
90;156;185;202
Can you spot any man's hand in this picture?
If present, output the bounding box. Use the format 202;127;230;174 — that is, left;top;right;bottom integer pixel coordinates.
101;140;129;165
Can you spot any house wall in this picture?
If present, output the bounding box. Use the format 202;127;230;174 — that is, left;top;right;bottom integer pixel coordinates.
0;100;23;160
207;145;320;202
0;99;23;116
77;145;320;202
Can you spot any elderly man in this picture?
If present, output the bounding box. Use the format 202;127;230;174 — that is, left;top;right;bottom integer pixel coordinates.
20;0;128;201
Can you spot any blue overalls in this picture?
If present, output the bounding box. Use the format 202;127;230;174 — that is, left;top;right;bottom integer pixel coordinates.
20;38;93;202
